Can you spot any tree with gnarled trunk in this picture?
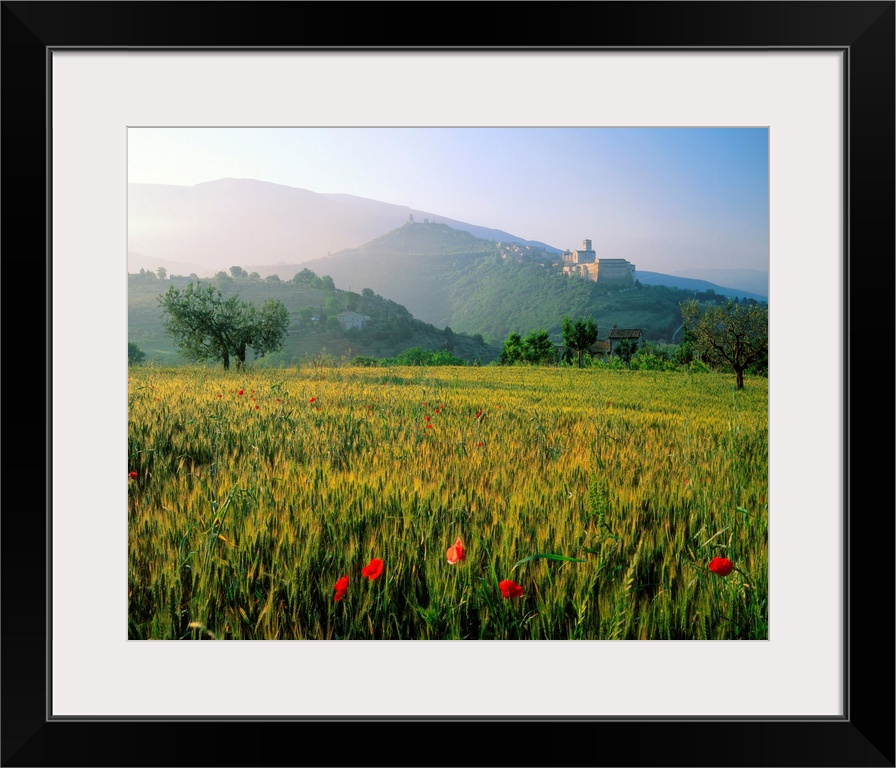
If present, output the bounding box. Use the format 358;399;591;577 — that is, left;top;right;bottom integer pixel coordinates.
679;298;768;390
159;282;289;370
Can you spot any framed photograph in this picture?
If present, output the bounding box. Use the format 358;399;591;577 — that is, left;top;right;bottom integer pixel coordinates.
6;1;893;765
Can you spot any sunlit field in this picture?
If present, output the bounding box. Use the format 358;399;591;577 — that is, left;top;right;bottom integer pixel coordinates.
128;364;768;640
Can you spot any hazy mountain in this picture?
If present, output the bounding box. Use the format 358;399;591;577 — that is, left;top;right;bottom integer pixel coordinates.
636;271;767;302
288;222;763;344
127;178;558;276
129;218;768;366
667;268;768;299
128;178;767;299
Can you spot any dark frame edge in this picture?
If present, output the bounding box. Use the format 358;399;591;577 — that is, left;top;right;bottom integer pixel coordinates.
3;1;893;766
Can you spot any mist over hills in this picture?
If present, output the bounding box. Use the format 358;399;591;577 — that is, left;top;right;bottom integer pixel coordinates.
635;271;767;302
127;178;766;299
282;222;765;345
128;178;768;357
128;178;558;276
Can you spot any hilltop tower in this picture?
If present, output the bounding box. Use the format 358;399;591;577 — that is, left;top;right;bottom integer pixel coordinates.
563;238;597;264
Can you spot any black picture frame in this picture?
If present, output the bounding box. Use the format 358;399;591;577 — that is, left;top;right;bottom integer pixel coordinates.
4;2;893;766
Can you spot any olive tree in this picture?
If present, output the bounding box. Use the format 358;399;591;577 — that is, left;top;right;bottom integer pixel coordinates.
679;298;768;389
159;282;289;370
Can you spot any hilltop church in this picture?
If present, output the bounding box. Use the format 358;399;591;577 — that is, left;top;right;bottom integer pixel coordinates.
562;239;636;286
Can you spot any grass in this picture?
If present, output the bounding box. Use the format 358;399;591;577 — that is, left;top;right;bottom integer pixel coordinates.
128;363;768;640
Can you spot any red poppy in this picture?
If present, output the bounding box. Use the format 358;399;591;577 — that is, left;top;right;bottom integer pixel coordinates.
424;415;430;421
477;441;483;447
361;558;384;581
128;471;138;479
499;580;524;599
446;537;466;564
309;396;316;403
426;423;433;429
708;557;734;577
254;405;260;410
333;575;348;601
237;389;244;395
475;410;483;420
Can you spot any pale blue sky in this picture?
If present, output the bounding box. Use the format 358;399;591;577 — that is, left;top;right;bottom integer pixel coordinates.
128;127;769;273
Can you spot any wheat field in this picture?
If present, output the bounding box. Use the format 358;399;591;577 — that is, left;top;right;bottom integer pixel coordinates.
128;363;768;640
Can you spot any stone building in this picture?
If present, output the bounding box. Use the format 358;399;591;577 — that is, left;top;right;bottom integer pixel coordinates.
562;239;597;264
561;238;636;286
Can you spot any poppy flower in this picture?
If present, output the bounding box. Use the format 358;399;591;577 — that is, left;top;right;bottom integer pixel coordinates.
309;396;316;403
446;537;466;564
499;579;524;599
361;558;384;581
333;575;348;601
237;389;244;395
708;557;734;577
128;471;138;479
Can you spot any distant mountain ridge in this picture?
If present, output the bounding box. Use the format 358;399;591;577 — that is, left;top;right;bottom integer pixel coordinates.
635;271;767;303
127;178;766;299
128;178;556;275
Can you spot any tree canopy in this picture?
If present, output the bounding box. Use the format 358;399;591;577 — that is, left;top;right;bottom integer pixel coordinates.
159;282;290;370
500;329;556;365
562;315;598;368
679;298;768;389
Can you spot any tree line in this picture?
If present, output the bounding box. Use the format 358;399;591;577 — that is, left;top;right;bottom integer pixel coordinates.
497;300;767;390
135;278;767;391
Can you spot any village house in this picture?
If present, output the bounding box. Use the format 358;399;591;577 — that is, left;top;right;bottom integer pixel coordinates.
334;311;371;331
555;328;642;365
607;325;643;356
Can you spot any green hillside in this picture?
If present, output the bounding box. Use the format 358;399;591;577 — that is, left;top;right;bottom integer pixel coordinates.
128;268;500;366
131;222;766;367
300;221;737;345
